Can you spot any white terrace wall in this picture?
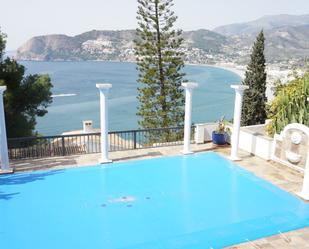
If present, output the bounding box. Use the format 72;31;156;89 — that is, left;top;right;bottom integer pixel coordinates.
238;125;273;160
195;122;273;160
195;123;217;144
195;122;309;174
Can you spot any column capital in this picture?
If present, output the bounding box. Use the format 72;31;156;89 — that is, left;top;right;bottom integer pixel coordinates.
0;86;7;94
96;83;112;91
181;82;198;90
231;84;249;93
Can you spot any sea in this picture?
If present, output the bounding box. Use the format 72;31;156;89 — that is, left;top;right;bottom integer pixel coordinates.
19;61;241;136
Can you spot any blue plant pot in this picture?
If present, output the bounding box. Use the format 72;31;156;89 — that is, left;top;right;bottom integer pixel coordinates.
212;131;227;145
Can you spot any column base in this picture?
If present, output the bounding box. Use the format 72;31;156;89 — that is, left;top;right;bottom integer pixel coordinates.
296;192;309;201
0;168;14;175
181;150;194;155
98;158;113;164
229;155;242;161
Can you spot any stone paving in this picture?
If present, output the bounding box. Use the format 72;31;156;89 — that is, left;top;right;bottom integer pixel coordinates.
6;143;309;248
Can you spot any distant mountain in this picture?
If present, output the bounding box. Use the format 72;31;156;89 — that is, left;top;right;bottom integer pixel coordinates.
16;30;136;61
227;25;309;63
263;25;309;60
16;29;228;62
182;29;230;53
16;14;309;65
214;14;309;36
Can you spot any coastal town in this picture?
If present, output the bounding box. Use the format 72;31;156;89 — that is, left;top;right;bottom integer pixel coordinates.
89;38;303;100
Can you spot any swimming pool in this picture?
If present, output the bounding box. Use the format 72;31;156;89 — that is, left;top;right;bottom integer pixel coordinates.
1;152;309;249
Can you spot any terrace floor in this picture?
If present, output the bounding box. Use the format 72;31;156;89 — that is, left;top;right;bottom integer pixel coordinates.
6;143;309;248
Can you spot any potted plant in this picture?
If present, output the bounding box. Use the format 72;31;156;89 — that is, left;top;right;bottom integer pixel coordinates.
212;116;229;145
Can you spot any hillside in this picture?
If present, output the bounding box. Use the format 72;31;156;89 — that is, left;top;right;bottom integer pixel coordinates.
214;14;309;36
226;25;309;63
182;29;230;53
17;30;136;61
16;29;229;63
16;14;309;66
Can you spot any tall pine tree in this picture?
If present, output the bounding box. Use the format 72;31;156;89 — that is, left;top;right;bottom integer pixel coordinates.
134;0;185;129
241;31;267;126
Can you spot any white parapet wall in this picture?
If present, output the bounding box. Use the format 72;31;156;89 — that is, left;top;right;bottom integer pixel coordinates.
238;124;273;160
194;123;273;161
195;123;218;144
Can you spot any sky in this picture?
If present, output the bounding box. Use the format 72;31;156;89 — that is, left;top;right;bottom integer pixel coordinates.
1;0;309;50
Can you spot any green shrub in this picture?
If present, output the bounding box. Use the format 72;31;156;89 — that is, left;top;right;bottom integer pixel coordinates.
267;71;309;135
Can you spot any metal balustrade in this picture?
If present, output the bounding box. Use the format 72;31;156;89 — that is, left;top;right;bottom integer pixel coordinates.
8;126;195;159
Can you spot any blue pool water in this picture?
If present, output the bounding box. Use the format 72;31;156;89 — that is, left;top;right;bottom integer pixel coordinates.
1;152;309;249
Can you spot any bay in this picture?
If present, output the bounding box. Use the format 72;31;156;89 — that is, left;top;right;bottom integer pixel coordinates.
20;61;241;135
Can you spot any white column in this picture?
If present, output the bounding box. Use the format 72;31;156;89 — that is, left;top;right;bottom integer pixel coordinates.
181;82;198;155
0;86;10;171
298;97;309;200
230;85;249;161
298;151;309;200
96;83;112;164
